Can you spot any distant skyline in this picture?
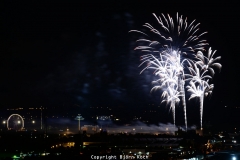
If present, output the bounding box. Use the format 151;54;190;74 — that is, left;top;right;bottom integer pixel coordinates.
1;1;240;126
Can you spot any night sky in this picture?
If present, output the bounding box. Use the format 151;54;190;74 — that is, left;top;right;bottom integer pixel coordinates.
1;1;240;126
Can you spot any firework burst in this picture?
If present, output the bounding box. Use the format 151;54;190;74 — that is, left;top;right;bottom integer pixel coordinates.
131;13;221;130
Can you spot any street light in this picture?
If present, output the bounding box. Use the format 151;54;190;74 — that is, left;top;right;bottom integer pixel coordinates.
32;120;35;124
3;121;6;124
75;114;84;133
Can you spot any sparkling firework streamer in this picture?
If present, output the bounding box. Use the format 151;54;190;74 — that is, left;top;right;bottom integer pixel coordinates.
186;80;213;129
140;51;186;127
186;48;219;128
196;47;222;76
185;63;213;84
131;13;221;130
139;53;182;125
132;12;208;130
130;12;209;54
161;85;183;125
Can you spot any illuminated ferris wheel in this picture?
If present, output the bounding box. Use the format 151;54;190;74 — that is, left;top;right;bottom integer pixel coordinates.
7;114;24;130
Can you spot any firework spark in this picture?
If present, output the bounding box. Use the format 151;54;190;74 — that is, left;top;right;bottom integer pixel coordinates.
131;13;221;130
130;12;209;55
196;47;222;76
186;80;213;128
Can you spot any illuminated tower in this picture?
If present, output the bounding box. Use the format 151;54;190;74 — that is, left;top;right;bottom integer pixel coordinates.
75;114;84;133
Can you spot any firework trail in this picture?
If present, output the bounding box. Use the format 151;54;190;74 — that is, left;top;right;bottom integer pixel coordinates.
161;85;183;125
186;48;219;128
131;13;221;130
196;47;222;75
186;80;213;128
139;52;183;126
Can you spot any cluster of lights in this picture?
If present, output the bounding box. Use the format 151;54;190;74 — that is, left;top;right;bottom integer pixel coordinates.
51;142;75;148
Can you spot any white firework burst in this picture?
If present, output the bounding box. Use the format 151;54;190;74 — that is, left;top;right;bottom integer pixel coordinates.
196;47;222;76
132;12;221;130
186;80;214;129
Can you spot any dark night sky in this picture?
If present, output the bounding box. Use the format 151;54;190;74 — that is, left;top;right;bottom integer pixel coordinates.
1;1;240;126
